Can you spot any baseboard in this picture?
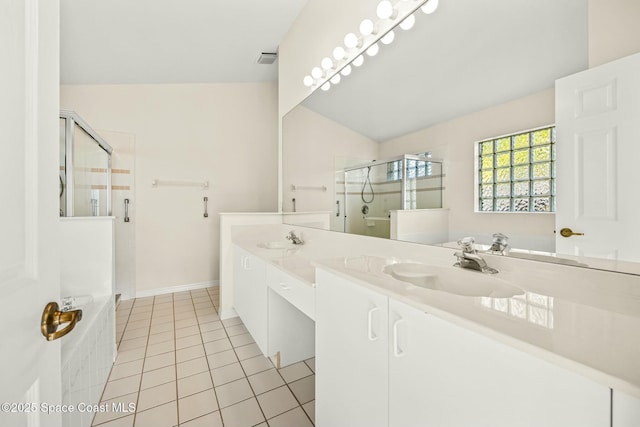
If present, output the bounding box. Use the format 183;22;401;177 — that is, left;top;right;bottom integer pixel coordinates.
135;280;219;299
219;308;238;320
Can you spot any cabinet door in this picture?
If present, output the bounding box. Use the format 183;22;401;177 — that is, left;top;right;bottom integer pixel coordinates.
232;246;268;355
389;298;609;427
613;390;640;427
315;269;389;427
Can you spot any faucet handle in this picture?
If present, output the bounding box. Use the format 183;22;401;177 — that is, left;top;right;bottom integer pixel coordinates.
492;233;508;245
457;237;476;253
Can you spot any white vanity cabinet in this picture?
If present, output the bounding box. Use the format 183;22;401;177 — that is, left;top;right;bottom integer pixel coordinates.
233;244;315;366
388;299;609;427
315;269;389;427
316;268;611;427
613;391;640;427
232;245;268;354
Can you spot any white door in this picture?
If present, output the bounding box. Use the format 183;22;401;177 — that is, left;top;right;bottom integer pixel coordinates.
555;52;640;261
315;269;388;427
1;1;63;426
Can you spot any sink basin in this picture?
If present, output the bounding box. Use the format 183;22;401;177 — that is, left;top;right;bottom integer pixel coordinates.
506;251;588;267
383;262;523;298
257;241;292;250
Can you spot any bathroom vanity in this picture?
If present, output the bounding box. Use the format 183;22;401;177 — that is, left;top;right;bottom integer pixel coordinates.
228;222;640;427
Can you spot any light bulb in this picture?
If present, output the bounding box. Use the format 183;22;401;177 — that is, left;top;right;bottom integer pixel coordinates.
340;65;352;76
321;82;331;91
303;76;314;87
311;67;323;79
399;14;416;30
359;19;377;36
376;0;396;20
381;31;395;45
421;0;439;14
333;46;346;61
321;57;334;71
353;55;365;67
330;74;341;85
366;43;379;57
344;32;361;49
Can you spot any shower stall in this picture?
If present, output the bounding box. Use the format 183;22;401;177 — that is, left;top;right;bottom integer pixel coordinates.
336;154;444;238
59;110;113;217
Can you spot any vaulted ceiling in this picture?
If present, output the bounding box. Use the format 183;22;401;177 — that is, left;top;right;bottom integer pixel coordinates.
60;0;308;84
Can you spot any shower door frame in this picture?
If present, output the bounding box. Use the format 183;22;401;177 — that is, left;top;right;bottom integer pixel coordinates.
60;110;114;216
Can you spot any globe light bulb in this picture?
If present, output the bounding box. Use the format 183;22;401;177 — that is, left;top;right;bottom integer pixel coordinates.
340;65;352;76
330;74;341;85
321;57;334;71
303;76;314;87
359;19;377;36
376;0;396;19
366;43;380;57
399;14;416;30
333;46;346;61
421;0;439;14
344;32;361;49
353;55;365;67
321;82;331;91
311;67;323;79
381;31;395;45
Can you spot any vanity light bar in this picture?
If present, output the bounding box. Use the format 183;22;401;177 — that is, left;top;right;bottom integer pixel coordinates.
302;0;439;90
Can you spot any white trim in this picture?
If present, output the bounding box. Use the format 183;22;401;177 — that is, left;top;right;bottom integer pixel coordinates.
134;280;219;299
219;308;239;321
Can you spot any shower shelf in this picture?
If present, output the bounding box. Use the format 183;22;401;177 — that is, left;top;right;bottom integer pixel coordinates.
291;184;327;192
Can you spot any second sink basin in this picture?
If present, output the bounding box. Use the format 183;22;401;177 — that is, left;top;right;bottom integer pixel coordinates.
257;241;292;250
383;262;523;298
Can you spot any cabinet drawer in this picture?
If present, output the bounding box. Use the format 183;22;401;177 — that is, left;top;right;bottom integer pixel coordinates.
267;266;315;320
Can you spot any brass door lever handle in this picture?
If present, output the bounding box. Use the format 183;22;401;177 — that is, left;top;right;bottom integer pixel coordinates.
559;227;585;238
41;302;83;341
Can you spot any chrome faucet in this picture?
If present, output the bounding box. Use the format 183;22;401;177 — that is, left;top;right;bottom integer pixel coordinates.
453;237;498;274
286;230;304;245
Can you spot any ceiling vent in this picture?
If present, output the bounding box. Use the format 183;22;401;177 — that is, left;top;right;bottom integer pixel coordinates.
257;52;278;65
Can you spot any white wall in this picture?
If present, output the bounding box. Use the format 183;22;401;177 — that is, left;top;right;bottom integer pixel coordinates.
588;0;640;67
282;105;378;213
61;83;278;296
59;217;114;298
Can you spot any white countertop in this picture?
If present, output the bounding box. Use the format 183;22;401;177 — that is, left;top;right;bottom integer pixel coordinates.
231;224;640;399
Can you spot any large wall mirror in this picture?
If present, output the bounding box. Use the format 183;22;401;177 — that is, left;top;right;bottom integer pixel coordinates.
283;0;640;275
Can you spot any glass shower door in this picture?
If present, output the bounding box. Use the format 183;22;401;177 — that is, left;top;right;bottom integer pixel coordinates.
73;125;109;216
59;111;113;217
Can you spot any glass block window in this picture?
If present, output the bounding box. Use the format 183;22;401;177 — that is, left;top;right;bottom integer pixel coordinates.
387;152;433;181
478;126;555;212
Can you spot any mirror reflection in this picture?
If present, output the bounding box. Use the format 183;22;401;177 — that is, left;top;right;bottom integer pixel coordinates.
282;0;640;275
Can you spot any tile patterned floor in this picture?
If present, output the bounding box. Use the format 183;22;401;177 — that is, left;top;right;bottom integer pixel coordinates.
92;287;315;427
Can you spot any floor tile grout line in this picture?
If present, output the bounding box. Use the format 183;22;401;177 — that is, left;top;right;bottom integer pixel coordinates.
129;296;159;427
215;293;271;425
174;291;183;426
92;298;151;427
193;288;227;425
